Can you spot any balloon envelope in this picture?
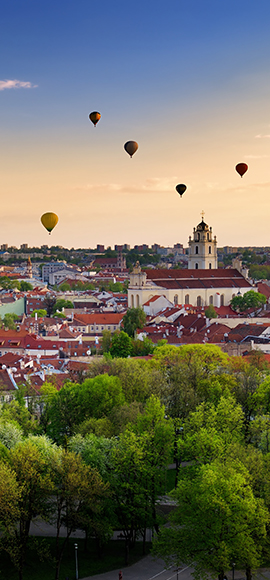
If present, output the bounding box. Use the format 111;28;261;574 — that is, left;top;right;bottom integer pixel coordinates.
124;141;138;157
235;163;248;177
175;184;187;197
41;212;59;234
89;111;101;126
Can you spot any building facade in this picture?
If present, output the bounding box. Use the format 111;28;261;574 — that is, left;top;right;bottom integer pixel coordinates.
188;215;217;269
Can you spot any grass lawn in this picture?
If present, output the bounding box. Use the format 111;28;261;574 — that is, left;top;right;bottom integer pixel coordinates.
0;537;152;580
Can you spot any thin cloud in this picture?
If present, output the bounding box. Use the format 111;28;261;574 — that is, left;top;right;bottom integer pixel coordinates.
244;154;270;159
255;134;270;139
72;177;179;194
0;79;38;91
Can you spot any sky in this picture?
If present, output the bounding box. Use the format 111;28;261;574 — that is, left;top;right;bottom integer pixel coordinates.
1;0;270;250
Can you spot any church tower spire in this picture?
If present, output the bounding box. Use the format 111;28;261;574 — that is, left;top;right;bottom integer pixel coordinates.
27;255;33;278
188;213;217;269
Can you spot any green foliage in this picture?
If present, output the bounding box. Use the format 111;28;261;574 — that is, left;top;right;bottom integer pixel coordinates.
121;307;146;338
102;329;112;353
132;337;155;356
204;304;217;318
20;281;33;291
153;459;268;579
53;298;74;312
108;281;123;292
31;309;47;318
0;313;19;330
110;331;133;358
231;290;266;312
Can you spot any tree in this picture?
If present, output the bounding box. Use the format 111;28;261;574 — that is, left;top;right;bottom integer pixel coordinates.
153;459;268;580
0;313;19;330
101;329;112;353
9;437;56;580
205;304;218;319
110;331;133;358
121;307;146;338
43;295;56;317
53;298;74;313
132;337;155;356
31;309;47;318
20;281;33;291
231;290;266;313
0;461;20;535
49;448;109;580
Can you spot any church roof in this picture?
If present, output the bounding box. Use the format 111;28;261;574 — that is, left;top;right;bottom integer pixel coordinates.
196;218;209;231
144;269;252;291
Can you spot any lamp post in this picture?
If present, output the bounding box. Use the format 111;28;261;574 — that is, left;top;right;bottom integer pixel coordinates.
74;543;79;580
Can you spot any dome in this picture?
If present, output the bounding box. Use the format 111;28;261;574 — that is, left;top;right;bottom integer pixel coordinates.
196;218;209;232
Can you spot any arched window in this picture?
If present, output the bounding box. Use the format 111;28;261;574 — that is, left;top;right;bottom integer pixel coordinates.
131;294;134;308
185;294;189;304
136;294;140;307
209;295;213;305
197;296;202;307
196;246;199;254
221;294;224;306
174;295;178;305
209;246;211;254
209;263;212;269
195;263;198;269
196;233;200;241
207;233;210;241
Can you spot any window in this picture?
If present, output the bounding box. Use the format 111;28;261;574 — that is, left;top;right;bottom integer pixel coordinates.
197;296;202;307
209;295;213;305
209;246;211;254
174;295;178;305
131;295;134;307
221;294;224;306
195;263;198;269
185;294;189;304
209;263;212;269
195;246;199;254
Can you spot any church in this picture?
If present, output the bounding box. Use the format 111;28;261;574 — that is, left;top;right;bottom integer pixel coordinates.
128;215;254;309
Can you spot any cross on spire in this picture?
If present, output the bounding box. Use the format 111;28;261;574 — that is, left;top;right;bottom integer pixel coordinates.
201;210;205;221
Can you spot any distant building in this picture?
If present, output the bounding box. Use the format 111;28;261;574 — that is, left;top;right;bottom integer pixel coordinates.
188;214;217;269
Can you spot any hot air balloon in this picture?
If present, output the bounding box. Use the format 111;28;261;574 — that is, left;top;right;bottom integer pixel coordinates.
89;111;101;126
41;212;59;234
175;184;187;197
124;141;138;158
235;163;248;178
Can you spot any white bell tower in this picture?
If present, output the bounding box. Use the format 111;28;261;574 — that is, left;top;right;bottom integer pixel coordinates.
188;212;217;269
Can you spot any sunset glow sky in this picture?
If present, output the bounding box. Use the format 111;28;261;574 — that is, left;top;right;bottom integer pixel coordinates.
1;0;270;249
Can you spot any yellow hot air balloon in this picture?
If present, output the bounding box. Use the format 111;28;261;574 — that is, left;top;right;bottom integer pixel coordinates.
89;111;101;126
41;212;58;234
124;141;138;158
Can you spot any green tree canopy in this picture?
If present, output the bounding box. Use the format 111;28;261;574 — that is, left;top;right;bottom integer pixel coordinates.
121;307;146;337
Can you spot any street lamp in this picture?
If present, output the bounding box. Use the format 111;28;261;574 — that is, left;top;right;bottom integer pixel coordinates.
232;562;235;580
74;543;79;580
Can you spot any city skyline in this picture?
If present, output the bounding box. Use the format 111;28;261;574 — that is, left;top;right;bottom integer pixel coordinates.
1;1;270;249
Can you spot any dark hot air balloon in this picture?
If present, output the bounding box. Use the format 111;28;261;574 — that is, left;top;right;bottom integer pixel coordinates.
175;184;187;197
124;141;138;158
89;111;101;126
235;163;248;178
41;212;58;234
